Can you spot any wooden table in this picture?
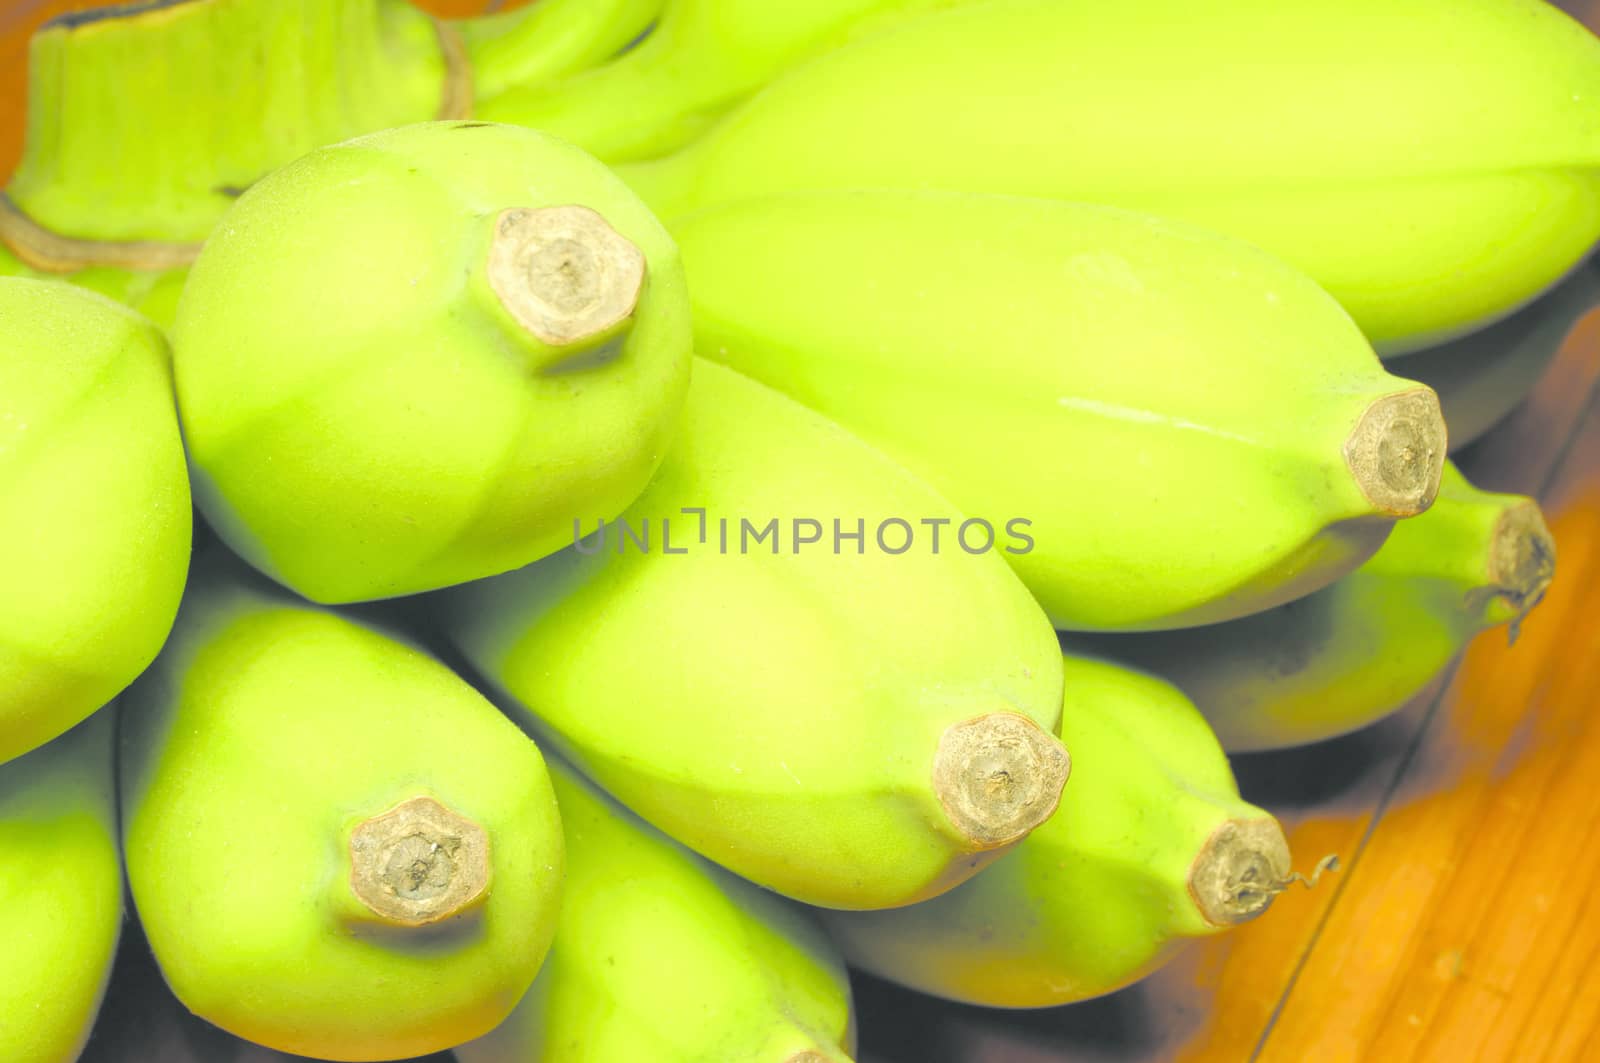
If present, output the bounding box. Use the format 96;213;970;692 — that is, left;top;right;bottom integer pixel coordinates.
4;3;1599;1061
854;300;1600;1063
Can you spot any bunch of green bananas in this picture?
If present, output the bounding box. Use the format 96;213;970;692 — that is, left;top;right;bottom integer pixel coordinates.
1;1;1593;1060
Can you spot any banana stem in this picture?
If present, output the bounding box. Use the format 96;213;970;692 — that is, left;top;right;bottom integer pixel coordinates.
1187;817;1295;927
4;0;452;249
932;712;1070;850
1488;501;1558;643
481;204;647;352
1342;387;1448;517
348;795;490;927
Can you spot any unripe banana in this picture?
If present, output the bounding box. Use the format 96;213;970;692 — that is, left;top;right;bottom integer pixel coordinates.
0;712;122;1062
463;0;665;102
623;0;1600;352
0;278;190;766
1066;463;1556;752
118;552;566;1062
480;0;971;164
0;248;189;331
822;653;1292;1008
457;757;855;1063
672;190;1447;632
437;358;1068;909
172;120;692;603
1397;258;1600;452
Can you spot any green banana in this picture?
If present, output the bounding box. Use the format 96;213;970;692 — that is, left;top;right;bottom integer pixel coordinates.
172;120;692;603
463;0;665;102
0;278;190;766
672;190;1446;632
479;0;971;164
0;712;122;1062
1066;463;1556;752
456;757;856;1063
0;247;189;332
622;0;1600;353
1397;258;1600;452
437;358;1068;910
821;652;1293;1008
118;552;566;1062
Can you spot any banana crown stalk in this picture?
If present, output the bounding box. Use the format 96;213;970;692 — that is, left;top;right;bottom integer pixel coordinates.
0;710;122;1063
458;757;856;1063
622;0;1600;351
822;653;1293;1008
171;120;693;603
1071;462;1558;752
670;189;1446;631
437;357;1068;910
0;277;191;766
118;551;567;1062
5;0;449;248
0;0;470;327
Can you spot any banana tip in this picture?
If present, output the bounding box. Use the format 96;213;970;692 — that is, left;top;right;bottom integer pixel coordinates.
487;204;645;354
933;711;1070;850
348;795;490;927
1344;387;1447;517
1491;501;1557;620
1188;817;1293;927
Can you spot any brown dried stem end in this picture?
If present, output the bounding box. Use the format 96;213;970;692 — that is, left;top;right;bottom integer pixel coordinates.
349;796;490;927
1489;501;1557;619
1188;817;1297;927
933;712;1070;850
1343;387;1447;517
785;1053;836;1063
487;205;646;353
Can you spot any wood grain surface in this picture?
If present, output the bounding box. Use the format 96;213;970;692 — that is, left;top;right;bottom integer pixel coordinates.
3;3;1599;1062
846;283;1600;1063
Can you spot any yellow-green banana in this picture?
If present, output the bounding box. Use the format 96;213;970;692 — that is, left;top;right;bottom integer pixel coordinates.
1398;258;1600;452
480;0;971;164
437;358;1068;910
118;553;566;1062
462;0;665;102
0;712;122;1062
622;0;1600;352
672;190;1446;632
172;121;692;604
1066;463;1555;752
457;757;855;1063
822;653;1293;1008
0;248;188;331
0;278;190;766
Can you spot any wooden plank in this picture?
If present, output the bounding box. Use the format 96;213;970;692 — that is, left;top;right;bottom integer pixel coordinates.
856;295;1600;1063
1255;334;1600;1060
